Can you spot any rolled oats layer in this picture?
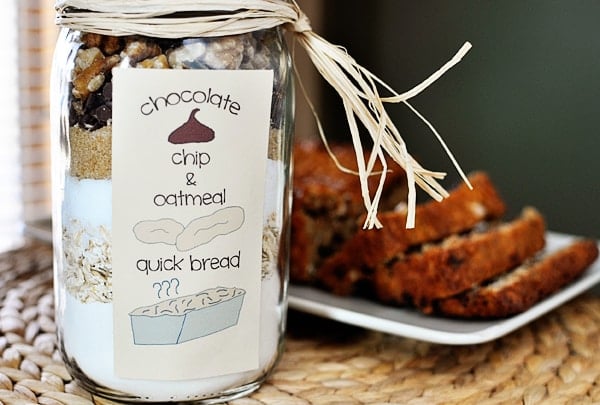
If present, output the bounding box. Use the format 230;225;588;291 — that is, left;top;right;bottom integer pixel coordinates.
63;218;112;303
62;176;112;303
262;213;280;280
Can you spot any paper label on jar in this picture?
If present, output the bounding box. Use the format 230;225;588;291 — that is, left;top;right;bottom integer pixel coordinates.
111;69;273;380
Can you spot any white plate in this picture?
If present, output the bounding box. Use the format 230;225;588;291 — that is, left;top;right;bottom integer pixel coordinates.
288;231;600;345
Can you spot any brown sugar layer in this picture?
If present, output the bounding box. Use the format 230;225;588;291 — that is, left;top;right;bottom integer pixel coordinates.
373;207;546;310
69;125;112;179
315;171;507;296
433;239;599;318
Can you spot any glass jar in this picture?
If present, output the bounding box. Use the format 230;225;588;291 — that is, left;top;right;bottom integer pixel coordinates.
51;17;294;404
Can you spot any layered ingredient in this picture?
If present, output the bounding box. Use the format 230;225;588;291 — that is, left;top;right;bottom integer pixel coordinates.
57;29;291;400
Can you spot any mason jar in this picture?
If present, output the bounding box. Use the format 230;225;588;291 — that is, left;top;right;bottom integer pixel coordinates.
50;6;294;403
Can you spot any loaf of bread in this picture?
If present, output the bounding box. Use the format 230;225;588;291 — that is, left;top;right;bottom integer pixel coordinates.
290;141;599;319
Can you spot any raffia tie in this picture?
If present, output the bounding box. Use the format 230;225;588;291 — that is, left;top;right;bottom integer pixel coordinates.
55;0;472;229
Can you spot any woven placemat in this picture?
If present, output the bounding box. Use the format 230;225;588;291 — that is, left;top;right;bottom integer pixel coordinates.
2;242;600;404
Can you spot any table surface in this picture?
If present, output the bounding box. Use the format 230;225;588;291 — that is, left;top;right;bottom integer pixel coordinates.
2;241;600;405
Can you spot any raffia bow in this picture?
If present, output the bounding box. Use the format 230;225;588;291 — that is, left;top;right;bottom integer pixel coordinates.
55;0;472;229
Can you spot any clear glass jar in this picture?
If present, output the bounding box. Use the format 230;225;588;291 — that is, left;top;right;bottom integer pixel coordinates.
51;25;293;403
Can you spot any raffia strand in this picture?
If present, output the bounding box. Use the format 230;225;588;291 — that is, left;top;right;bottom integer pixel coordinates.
294;28;471;228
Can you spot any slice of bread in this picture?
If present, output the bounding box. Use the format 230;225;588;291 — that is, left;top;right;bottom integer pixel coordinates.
315;172;507;295
432;239;599;318
373;207;546;311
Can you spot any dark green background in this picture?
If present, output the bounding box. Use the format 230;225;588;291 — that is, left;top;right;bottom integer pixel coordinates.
316;1;599;238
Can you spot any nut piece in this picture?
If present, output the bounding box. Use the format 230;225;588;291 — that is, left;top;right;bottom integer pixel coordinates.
80;33;103;49
203;36;246;69
101;35;122;55
121;38;162;65
167;35;251;70
176;206;245;251
167;40;208;69
74;47;103;73
137;54;169;69
72;53;120;100
133;219;185;245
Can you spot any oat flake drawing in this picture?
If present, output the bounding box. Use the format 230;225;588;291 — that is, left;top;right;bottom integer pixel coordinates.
133;206;246;252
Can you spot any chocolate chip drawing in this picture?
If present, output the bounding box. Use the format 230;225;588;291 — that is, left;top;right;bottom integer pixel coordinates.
168;108;215;144
133;206;245;251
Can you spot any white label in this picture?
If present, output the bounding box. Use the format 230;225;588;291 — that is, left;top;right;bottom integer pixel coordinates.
111;69;273;380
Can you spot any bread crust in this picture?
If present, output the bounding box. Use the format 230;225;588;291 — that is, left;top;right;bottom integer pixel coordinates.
373;207;546;310
316;172;507;295
433;239;599;318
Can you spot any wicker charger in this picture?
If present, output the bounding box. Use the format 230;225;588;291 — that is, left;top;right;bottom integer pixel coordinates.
1;242;600;404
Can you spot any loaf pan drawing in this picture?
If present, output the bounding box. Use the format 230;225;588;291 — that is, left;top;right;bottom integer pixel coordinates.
129;286;245;345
